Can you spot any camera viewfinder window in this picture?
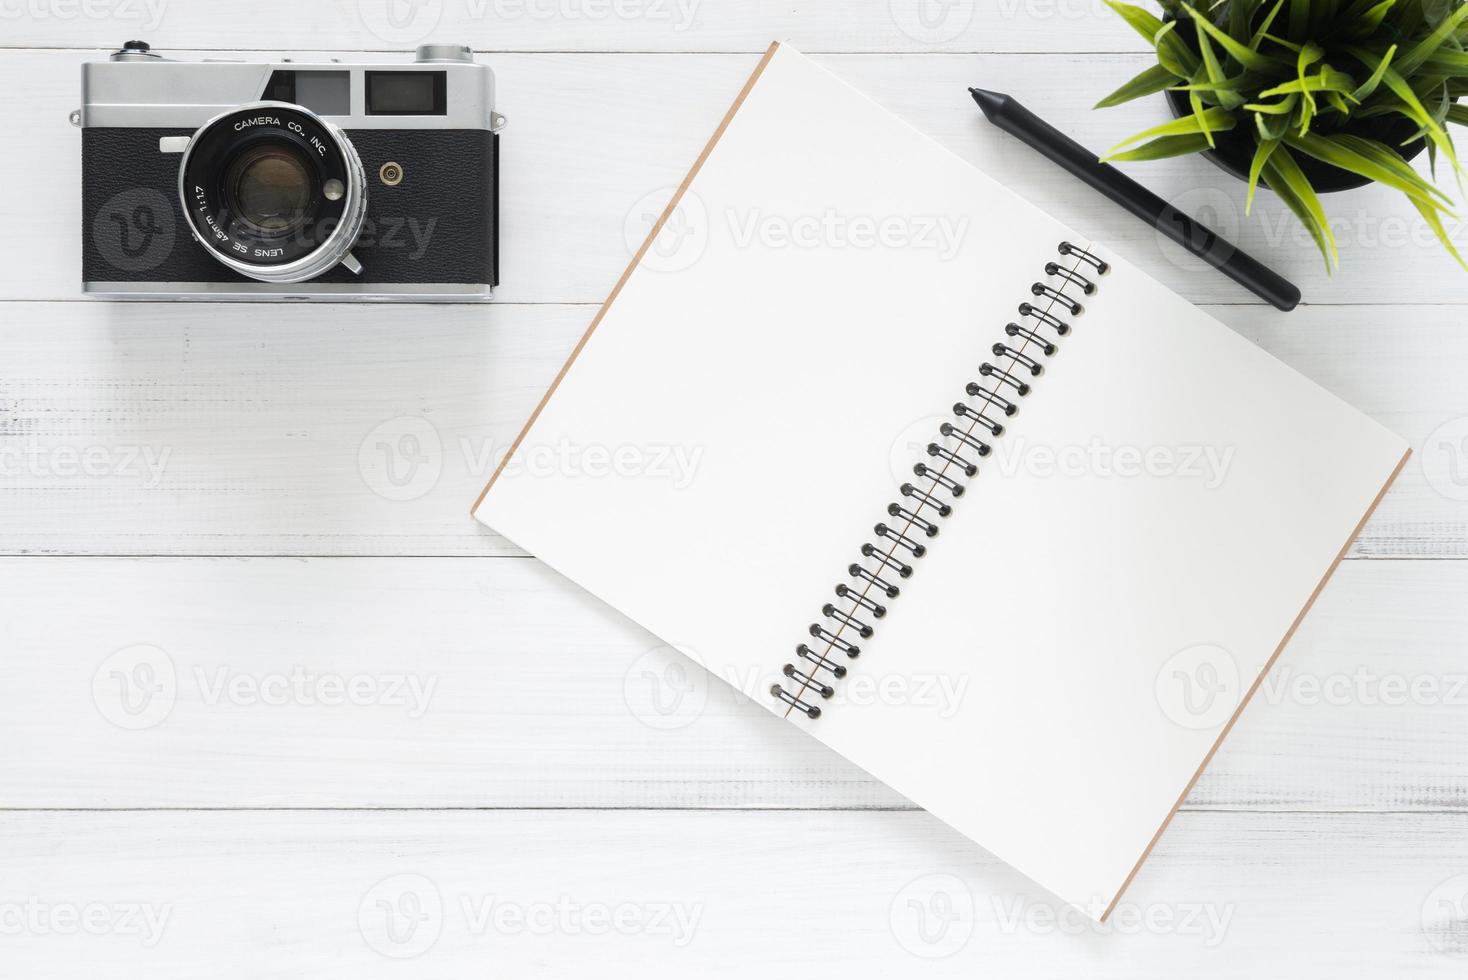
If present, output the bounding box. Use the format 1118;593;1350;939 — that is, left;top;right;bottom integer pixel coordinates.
366;71;447;116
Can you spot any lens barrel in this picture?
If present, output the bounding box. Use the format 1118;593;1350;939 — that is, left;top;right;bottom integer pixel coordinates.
177;101;366;283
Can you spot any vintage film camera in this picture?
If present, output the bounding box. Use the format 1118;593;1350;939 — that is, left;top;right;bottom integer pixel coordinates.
79;41;501;301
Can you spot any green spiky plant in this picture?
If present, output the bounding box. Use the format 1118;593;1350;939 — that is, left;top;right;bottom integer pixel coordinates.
1097;0;1468;271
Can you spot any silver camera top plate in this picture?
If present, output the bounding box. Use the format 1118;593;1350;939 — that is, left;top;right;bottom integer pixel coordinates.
80;43;496;132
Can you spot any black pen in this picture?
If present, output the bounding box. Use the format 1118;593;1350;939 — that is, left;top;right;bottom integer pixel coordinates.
969;88;1301;313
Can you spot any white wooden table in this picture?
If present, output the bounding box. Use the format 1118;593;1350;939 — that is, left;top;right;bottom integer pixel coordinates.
5;3;1468;975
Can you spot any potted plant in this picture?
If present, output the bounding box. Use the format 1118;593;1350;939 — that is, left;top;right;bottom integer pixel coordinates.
1096;0;1468;270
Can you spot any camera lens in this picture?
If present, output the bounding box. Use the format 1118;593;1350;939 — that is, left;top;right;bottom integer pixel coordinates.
178;102;366;283
222;145;315;236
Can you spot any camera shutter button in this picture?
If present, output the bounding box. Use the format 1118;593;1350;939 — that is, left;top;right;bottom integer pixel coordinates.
111;40;162;62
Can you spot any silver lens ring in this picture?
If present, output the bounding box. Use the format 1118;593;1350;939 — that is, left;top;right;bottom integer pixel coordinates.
177;101;368;284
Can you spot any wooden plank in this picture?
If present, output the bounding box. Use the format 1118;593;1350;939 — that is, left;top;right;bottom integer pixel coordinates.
12;50;1468;306
0;301;1460;558
1;809;1465;976
2;0;1143;53
4;556;1465;810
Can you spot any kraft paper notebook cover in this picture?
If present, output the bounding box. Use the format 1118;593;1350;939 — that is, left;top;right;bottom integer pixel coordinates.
473;43;1410;919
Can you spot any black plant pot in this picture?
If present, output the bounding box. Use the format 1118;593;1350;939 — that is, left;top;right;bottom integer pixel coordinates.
1163;88;1428;193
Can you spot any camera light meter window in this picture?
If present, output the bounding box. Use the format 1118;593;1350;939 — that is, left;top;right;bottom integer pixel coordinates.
177;101;367;284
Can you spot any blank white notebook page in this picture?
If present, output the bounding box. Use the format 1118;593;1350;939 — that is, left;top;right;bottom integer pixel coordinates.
474;44;1410;919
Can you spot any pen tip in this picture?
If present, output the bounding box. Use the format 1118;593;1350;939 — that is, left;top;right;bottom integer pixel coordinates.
968;87;1007;117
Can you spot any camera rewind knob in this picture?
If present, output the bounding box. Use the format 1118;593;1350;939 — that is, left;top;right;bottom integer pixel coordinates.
415;44;474;63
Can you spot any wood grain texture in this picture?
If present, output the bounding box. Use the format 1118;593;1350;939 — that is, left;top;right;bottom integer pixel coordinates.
13;50;1468;305
2;0;1143;53
2;809;1467;978
1;301;1462;557
4;556;1465;810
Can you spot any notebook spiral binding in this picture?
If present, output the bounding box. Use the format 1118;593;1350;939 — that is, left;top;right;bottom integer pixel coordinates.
771;241;1110;720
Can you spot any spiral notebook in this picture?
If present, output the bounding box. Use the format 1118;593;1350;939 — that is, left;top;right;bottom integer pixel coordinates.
473;43;1410;920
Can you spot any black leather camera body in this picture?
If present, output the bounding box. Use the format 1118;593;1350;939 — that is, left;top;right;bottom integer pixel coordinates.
80;42;500;301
